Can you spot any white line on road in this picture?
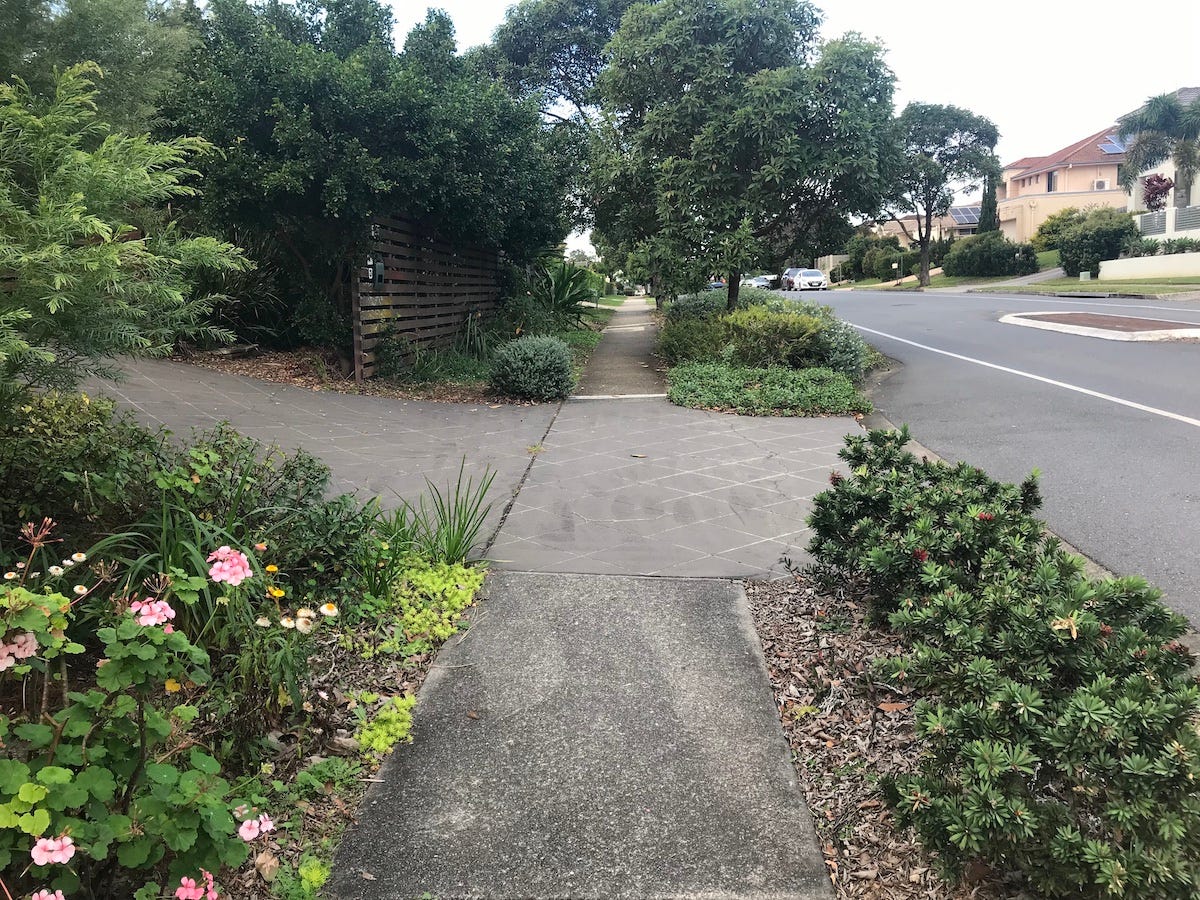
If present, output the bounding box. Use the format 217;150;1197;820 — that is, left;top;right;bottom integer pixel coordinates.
851;323;1200;430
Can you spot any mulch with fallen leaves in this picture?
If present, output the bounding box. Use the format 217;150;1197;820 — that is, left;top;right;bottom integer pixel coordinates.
746;575;1027;900
215;607;474;898
178;346;533;406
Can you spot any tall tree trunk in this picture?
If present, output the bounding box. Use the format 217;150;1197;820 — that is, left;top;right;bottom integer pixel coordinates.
918;209;933;286
727;271;741;311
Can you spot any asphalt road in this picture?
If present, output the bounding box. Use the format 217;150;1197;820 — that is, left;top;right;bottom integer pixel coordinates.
797;288;1200;625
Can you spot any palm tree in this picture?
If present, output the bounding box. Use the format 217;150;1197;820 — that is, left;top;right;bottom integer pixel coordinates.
1119;91;1200;209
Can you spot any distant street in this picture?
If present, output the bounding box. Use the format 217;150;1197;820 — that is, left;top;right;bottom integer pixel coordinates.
806;288;1200;625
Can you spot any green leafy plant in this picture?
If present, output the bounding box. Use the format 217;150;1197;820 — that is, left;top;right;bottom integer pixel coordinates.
489;335;574;401
0;580;248;897
810;428;1200;897
724;305;823;369
1031;207;1085;253
941;231;1038;278
666;362;870;417
0;63;248;399
527;261;600;328
657;316;728;365
0;393;163;559
806;427;1047;616
354;695;417;760
400;461;496;566
1059;208;1139;278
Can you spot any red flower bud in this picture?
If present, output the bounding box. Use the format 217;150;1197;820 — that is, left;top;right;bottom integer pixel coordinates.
976;511;994;522
912;549;929;562
829;470;844;485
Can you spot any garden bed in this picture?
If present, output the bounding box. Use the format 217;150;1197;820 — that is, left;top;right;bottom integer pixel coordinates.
747;575;1017;899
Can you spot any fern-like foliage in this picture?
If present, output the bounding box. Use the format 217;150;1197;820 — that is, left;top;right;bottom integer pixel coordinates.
0;63;248;401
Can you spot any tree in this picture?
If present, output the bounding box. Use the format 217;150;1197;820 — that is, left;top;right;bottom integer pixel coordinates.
0;0;199;133
1119;91;1200;208
489;0;636;122
165;0;568;349
977;172;999;232
885;103;999;286
594;0;896;310
0;64;247;401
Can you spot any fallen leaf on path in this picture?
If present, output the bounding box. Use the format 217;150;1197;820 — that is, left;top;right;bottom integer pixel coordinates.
877;702;911;713
255;850;280;882
631;454;646;458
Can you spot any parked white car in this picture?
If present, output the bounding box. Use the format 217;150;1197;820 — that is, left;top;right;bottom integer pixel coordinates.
793;269;829;291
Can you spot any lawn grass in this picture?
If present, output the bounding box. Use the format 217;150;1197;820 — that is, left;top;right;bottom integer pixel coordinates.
1037;249;1060;270
596;295;626;307
667;362;871;417
849;277;883;288
992;276;1200;295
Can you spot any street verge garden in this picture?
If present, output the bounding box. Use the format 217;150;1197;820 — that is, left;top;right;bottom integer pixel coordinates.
658;287;876;416
0;396;494;899
752;426;1200;898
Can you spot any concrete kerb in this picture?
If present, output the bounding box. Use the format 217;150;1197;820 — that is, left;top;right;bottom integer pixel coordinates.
998;311;1200;341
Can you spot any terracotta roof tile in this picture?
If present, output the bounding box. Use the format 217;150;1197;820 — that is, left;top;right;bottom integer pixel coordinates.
1006;126;1124;179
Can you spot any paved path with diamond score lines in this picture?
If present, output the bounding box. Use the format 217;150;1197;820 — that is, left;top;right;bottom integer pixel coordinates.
94;319;859;898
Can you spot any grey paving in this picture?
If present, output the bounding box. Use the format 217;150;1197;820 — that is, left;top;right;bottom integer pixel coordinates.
327;572;831;900
491;399;853;578
90;359;557;527
574;303;666;396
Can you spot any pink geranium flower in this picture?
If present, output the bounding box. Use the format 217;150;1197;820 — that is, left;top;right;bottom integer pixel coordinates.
207;546;252;587
129;598;175;628
30;834;75;866
257;812;275;833
237;818;260;841
31;890;67;900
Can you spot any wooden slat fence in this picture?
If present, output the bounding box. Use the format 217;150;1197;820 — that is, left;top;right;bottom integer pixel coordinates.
352;216;500;383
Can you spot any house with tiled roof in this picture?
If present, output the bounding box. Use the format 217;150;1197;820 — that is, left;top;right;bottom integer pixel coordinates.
997;126;1129;243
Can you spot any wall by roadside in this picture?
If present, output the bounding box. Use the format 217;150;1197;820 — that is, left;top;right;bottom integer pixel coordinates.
1100;250;1200;280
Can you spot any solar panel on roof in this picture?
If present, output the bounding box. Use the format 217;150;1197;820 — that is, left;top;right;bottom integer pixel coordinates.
950;206;981;225
1099;134;1127;154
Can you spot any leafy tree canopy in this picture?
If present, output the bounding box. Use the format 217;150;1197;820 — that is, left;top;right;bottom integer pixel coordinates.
164;0;569;347
0;0;198;133
0;64;248;400
885;102;998;285
592;0;896;307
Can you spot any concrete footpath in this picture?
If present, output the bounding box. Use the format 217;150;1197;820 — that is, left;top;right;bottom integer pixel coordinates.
327;573;830;899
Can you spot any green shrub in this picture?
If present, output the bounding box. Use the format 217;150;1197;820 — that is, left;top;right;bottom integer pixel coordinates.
1060;208;1139;277
1123;236;1162;258
757;298;869;381
1162;237;1200;255
810;427;1200;898
489;294;559;338
526;261;599;328
667;362;870;416
658;316;727;364
489;335;573;401
882;567;1200;898
725;305;823;368
873;249;920;280
0;393;162;559
663;286;775;322
0;579;250;898
1031;207;1084;253
664;292;727;322
942;232;1038;277
807;427;1048;616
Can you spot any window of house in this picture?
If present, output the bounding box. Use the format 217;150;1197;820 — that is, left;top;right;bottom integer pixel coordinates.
1046;171;1056;192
